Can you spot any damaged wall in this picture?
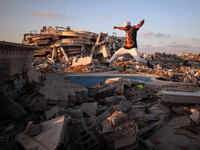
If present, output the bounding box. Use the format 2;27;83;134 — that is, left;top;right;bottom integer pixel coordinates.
0;41;38;119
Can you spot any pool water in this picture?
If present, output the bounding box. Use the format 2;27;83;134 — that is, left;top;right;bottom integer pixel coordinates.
66;76;154;88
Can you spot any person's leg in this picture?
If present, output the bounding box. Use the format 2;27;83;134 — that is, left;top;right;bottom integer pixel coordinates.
129;48;154;69
129;48;147;64
108;47;127;63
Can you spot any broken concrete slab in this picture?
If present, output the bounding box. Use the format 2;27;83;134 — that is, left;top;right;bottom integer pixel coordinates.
26;123;43;137
71;56;92;66
104;95;127;106
139;115;169;136
69;116;103;150
0;41;36;79
79;102;97;117
189;108;200;124
157;90;200;104
27;67;41;83
102;111;139;149
114;135;139;150
36;63;48;69
85;103;97;117
97;85;116;98
15;115;68;150
110;104;126;112
146;116;197;150
97;110;112;123
79;102;92;112
39;73;88;108
129;105;146;115
68;108;83;119
120;100;132;111
0;88;27;120
148;103;171;115
124;86;148;101
45;106;65;120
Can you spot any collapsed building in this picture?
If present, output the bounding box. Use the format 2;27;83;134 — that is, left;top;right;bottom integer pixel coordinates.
22;26;124;66
21;26;200;86
0;26;200;150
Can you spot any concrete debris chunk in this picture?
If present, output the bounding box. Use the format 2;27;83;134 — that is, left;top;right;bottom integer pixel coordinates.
79;102;98;117
102;111;139;149
69;116;104;150
157;90;200;103
130;105;146;115
72;56;92;66
97;110;112;123
97;85;116;98
148;103;171;115
171;106;185;115
147;116;197;150
26;123;43;137
39;73;88;108
0;88;27;120
16;115;69;150
105;95;127;106
139;115;169;136
45;106;65;120
68;108;83;119
189;108;200;124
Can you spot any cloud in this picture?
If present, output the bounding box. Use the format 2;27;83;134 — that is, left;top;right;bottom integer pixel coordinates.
141;31;153;36
167;44;192;49
155;33;170;38
28;11;73;19
29;11;56;18
191;38;199;41
141;31;170;38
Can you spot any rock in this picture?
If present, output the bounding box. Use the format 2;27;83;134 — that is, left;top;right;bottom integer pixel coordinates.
148;103;170;115
5;124;15;131
103;111;139;149
189;108;200;124
45;106;65;120
97;85;116;98
68;108;83;119
26;124;43;137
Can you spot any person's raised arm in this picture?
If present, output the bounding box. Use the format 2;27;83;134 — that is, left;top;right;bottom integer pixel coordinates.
135;19;145;28
113;26;125;30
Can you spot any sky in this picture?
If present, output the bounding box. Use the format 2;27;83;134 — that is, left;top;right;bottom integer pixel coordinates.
0;0;200;54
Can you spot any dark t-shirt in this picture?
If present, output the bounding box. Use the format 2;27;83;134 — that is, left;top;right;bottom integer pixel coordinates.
124;26;139;49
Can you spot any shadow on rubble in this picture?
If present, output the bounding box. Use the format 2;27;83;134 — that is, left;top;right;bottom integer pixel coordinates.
1;72;200;150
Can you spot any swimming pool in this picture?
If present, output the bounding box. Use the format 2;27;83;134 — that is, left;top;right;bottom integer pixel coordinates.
66;76;154;88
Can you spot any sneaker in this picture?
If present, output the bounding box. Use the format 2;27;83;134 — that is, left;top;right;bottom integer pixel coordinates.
105;62;110;67
147;61;154;69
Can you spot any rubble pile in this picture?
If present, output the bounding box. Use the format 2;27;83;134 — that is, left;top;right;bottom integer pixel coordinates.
1;27;200;149
23;26;125;65
24;26;200;85
32;51;200;85
1;72;200;150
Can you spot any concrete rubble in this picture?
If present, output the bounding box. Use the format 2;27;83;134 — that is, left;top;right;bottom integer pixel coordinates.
24;27;200;85
1;29;200;150
1;67;200;149
23;26;124;66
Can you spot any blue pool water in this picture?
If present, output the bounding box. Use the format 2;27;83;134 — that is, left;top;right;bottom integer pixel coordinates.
66;76;154;88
